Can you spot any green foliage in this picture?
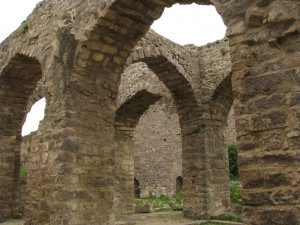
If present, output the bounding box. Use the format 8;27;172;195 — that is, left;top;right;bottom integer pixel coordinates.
22;23;29;34
228;143;239;180
20;165;27;179
135;191;183;211
230;181;241;204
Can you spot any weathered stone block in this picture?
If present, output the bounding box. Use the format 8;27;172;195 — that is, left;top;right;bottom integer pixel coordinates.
251;111;288;131
257;208;300;225
246;7;264;28
135;204;152;213
240;169;264;188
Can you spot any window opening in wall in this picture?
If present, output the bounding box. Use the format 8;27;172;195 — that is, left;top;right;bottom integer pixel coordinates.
151;3;226;46
21;98;46;136
134;178;141;198
176;176;183;193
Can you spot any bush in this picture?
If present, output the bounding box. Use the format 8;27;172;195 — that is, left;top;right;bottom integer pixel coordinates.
228;143;239;180
20;165;27;179
230;181;241;204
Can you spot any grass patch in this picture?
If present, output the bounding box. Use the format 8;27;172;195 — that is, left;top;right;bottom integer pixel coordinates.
135;191;183;211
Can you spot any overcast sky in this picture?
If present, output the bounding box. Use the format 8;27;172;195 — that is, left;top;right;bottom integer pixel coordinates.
0;1;226;135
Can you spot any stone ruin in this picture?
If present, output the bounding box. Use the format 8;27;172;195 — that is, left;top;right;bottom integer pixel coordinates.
0;0;299;225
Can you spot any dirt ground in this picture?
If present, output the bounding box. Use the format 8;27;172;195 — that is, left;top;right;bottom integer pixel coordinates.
116;211;204;225
0;212;201;225
1;211;242;225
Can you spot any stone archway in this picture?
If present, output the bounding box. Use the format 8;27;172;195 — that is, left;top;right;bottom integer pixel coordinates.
114;90;162;212
127;45;210;218
0;54;42;221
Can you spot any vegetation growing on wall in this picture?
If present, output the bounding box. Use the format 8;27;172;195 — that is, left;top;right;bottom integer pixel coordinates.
20;165;27;179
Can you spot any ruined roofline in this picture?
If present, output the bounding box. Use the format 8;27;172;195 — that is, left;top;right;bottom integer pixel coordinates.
145;28;228;50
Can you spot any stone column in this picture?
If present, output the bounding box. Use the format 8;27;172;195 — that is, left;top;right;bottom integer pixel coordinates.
204;115;231;217
220;0;300;224
23;28;118;224
114;127;135;213
182;123;210;219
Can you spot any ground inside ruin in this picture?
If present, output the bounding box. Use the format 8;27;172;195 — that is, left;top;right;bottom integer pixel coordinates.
1;211;243;225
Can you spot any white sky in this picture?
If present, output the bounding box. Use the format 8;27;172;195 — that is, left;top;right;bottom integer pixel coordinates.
0;1;226;136
152;3;226;46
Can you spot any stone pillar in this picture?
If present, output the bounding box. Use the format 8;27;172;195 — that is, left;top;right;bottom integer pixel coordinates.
205;75;233;217
182;123;209;219
114;127;135;213
24;29;118;225
204;116;231;217
183;113;231;219
0;137;20;221
220;0;300;224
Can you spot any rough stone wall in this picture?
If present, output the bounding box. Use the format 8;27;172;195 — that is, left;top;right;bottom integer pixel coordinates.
19;133;36;219
225;106;236;145
221;1;300;224
133;98;182;197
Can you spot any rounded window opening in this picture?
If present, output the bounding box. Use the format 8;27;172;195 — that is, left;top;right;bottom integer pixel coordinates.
21;97;46;136
151;3;227;46
176;176;183;193
134;178;141;198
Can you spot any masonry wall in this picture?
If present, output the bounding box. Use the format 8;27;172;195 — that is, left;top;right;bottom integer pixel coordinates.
133;102;236;198
133;98;182;197
225;106;236;145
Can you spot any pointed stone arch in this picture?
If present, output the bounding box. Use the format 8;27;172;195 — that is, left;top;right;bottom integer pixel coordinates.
124;46;214;218
0;54;42;221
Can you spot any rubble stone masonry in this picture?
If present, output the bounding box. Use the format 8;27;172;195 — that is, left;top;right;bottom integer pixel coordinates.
0;0;299;225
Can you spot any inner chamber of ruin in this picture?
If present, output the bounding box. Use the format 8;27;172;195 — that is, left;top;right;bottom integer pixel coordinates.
0;0;299;225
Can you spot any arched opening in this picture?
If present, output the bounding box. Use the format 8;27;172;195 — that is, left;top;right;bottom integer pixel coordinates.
115;59;183;213
76;0;230;222
114;89;162;212
0;54;42;221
